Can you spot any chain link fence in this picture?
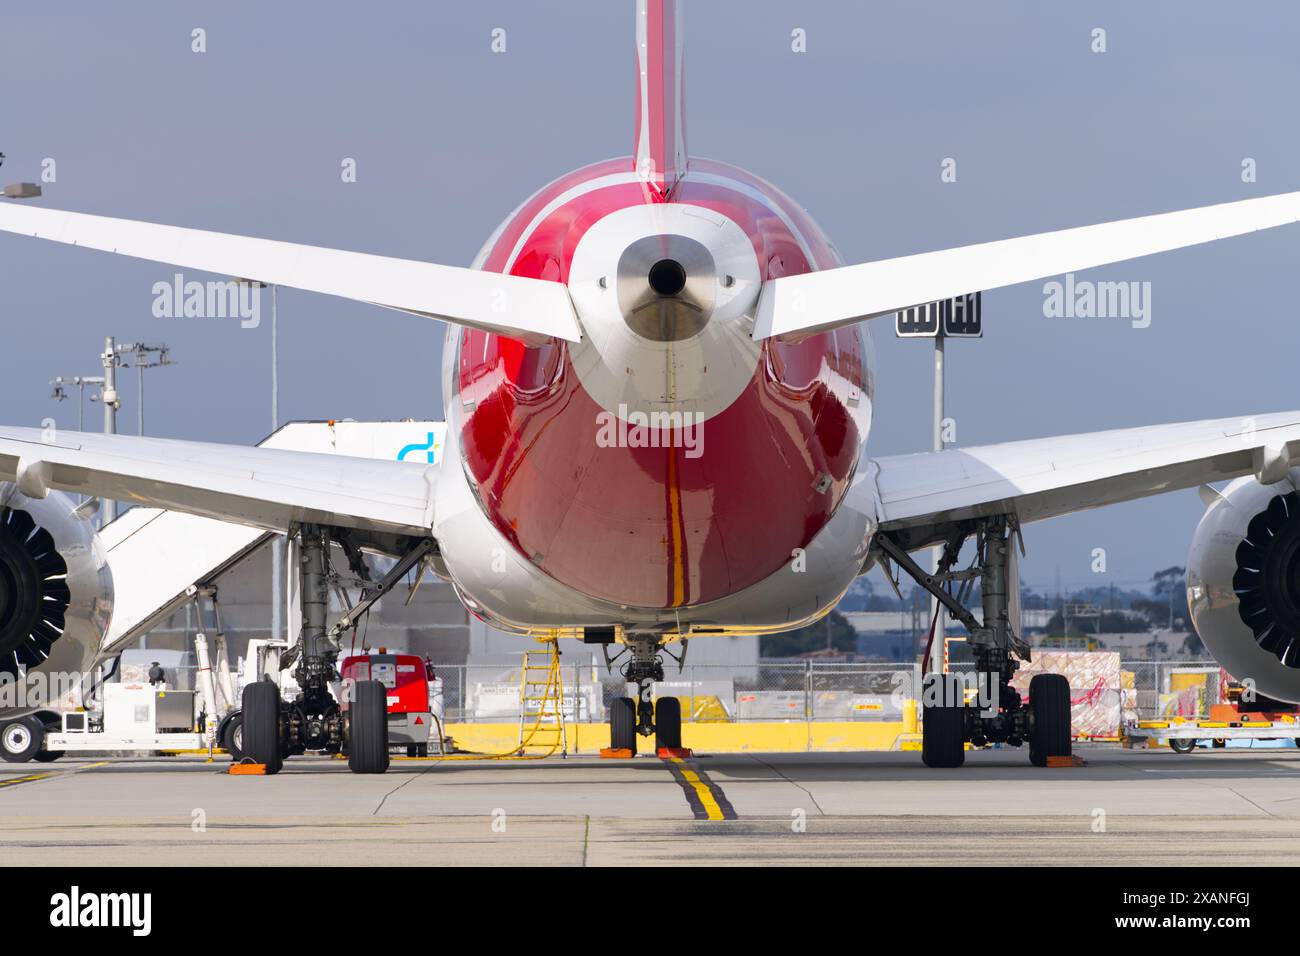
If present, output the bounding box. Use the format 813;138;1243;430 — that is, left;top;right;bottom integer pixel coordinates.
423;658;1224;725
432;659;919;724
143;655;1223;726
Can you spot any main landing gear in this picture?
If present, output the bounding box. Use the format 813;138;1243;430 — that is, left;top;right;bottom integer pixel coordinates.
605;636;682;755
237;524;435;775
876;516;1072;769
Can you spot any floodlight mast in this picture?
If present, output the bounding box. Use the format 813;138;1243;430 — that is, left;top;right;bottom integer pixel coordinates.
113;341;175;436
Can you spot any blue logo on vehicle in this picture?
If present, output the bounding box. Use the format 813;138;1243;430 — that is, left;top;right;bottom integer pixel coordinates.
397;432;442;463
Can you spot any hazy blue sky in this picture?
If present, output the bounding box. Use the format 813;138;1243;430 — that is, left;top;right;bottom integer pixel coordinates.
2;1;1297;597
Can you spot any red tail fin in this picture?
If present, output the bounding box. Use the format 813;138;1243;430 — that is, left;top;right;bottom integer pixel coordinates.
634;0;687;198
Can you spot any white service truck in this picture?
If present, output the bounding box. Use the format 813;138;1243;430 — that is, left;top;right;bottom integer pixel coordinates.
0;630;233;763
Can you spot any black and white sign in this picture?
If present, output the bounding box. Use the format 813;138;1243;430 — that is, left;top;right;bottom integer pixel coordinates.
895;291;982;338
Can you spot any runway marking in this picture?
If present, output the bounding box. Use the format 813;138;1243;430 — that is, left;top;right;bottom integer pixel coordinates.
0;761;109;790
663;756;737;821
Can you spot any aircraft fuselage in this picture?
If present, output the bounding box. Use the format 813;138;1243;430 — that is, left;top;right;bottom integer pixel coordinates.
436;157;878;635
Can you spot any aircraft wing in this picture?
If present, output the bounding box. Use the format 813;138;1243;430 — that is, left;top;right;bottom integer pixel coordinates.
0;202;581;345
870;412;1300;540
0;427;436;537
755;189;1300;339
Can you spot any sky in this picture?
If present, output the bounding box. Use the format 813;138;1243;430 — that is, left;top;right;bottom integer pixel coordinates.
1;1;1298;598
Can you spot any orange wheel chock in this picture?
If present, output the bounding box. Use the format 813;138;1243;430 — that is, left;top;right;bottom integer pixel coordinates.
656;747;693;758
1046;755;1087;768
228;761;267;775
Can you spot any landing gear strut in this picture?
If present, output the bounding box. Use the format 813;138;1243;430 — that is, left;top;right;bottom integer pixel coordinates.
606;637;682;755
879;517;1072;768
237;524;433;774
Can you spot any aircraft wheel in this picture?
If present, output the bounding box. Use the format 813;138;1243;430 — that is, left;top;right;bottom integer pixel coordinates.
921;673;966;768
347;680;390;774
0;716;43;763
655;696;683;751
1169;738;1197;754
220;712;245;761
242;680;284;774
610;696;637;754
33;717;63;761
1029;673;1072;767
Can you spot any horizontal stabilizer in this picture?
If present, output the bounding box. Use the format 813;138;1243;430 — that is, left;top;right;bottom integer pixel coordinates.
0;202;581;345
755;189;1300;340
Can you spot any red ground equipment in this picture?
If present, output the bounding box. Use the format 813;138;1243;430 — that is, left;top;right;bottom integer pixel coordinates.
340;651;435;756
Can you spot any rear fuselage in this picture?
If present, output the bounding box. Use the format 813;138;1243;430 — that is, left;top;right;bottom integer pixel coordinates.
436;158;877;634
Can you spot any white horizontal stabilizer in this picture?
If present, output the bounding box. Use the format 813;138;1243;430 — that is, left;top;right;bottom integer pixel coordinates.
755;190;1300;339
0;202;581;345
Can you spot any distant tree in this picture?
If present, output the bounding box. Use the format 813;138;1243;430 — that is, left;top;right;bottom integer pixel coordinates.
1132;566;1190;630
761;610;858;658
835;577;875;612
1020;580;1051;610
1043;609;1145;636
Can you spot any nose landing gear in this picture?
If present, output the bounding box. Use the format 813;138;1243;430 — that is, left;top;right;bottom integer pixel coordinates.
605;636;684;756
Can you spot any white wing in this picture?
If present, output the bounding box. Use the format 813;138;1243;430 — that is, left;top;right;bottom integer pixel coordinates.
871;412;1300;538
755;190;1300;339
0;203;581;345
0;427;435;536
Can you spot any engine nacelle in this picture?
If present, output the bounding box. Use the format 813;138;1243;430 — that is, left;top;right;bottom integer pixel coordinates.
1188;472;1300;703
0;484;112;718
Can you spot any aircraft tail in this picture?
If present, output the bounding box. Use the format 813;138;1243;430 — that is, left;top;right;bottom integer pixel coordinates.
633;0;687;198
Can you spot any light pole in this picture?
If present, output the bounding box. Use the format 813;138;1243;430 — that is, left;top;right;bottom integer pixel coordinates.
98;337;121;523
235;278;285;642
930;332;946;675
272;283;279;429
113;341;175;436
50;375;106;506
270;283;284;641
50;375;105;432
896;293;982;674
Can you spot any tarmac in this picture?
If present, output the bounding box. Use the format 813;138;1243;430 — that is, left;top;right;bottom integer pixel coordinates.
3;746;1300;865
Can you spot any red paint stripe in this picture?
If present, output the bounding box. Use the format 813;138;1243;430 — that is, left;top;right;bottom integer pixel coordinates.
480;158;628;274
647;0;666;188
637;0;684;194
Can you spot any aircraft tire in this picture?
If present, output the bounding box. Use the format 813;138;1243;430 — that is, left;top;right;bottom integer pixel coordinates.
610;696;637;754
348;680;390;774
242;680;284;774
654;696;682;750
1029;673;1072;767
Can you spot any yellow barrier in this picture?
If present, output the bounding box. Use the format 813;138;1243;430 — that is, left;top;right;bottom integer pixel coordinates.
445;720;914;754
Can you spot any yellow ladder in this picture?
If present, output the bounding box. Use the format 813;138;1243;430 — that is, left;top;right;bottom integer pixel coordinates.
516;635;567;757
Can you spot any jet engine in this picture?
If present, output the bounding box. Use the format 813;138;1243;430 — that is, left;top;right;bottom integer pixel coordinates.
1187;473;1300;702
0;483;112;717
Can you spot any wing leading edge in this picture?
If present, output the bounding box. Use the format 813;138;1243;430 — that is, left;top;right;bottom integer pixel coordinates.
871;412;1300;538
0;427;436;537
